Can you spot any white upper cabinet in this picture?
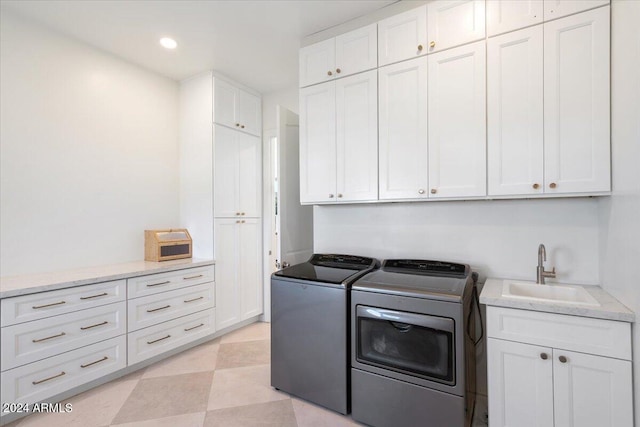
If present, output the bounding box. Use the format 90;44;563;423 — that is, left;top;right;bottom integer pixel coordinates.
427;0;485;53
544;0;609;21
486;0;543;36
378;57;429;200
300;24;377;87
213;77;261;136
544;6;610;194
335;70;378;202
428;41;486;198
214;125;261;217
299;83;337;203
378;5;428;66
299;71;378;204
488;26;544;196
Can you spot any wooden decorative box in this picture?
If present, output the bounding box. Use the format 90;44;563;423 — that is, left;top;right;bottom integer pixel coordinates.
144;229;192;261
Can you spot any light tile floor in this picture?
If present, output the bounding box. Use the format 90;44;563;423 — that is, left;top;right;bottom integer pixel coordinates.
4;322;488;427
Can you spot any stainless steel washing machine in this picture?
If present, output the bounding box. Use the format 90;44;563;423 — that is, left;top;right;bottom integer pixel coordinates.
271;253;379;414
351;259;477;427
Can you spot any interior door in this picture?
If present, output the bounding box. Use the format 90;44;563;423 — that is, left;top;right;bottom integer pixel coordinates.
278;106;313;269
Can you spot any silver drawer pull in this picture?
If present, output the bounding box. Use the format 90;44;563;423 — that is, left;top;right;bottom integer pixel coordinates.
80;356;109;368
80;321;108;330
183;274;203;280
184;296;204;303
147;334;171;344
32;371;66;385
32;332;66;343
147;305;171;313
32;301;66;309
147;280;171;288
184;323;205;332
80;292;108;300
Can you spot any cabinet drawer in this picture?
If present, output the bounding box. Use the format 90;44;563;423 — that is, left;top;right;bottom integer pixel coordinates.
0;335;126;405
1;302;126;371
127;265;215;298
128;283;214;332
1;280;126;327
128;308;215;365
487;307;631;360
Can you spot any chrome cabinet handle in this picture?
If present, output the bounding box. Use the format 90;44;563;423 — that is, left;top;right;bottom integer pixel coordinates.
418;189;425;194
183;274;203;280
32;332;66;343
80;321;108;330
184;296;204;303
147;334;171;345
32;371;65;385
80;356;108;368
32;301;66;309
80;292;108;300
147;280;170;288
184;323;205;332
146;305;171;313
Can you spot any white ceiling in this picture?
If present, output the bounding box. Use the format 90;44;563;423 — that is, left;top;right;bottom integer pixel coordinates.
1;0;397;94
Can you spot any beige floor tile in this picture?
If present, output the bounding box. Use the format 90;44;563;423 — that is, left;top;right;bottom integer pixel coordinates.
203;400;297;427
111;368;145;384
215;340;270;370
142;341;220;379
111;371;213;424
291;398;361;427
110;412;206;427
207;364;288;410
11;379;138;427
220;322;270;343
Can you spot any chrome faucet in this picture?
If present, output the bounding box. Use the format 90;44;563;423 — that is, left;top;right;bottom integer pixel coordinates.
536;244;556;284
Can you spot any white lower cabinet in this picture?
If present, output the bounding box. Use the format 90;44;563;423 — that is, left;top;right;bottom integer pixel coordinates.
215;218;262;330
486;307;633;427
1;335;126;405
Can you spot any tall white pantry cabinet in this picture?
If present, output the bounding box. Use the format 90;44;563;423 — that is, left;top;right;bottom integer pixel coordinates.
179;72;263;332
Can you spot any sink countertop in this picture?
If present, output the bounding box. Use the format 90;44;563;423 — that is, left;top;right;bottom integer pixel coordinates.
0;258;215;299
480;278;635;322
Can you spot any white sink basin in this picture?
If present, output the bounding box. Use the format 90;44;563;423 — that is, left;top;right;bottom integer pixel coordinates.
501;280;600;307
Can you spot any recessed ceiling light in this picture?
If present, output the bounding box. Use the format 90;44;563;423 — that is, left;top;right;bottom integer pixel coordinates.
160;37;177;49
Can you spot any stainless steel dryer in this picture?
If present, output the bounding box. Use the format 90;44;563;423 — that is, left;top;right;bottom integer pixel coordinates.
271;253;379;414
351;259;477;427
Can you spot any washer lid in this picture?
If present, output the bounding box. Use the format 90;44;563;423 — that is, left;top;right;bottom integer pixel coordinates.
353;259;471;301
273;254;379;285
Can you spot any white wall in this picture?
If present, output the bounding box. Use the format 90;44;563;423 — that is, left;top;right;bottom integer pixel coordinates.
599;1;640;424
262;86;299;133
315;198;601;284
0;11;180;276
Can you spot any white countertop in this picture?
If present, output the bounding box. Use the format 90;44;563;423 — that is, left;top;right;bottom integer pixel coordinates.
480;278;635;322
0;258;215;299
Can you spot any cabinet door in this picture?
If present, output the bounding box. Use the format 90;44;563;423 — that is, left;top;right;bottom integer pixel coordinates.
488;26;544;196
238;218;262;320
237;133;261;217
487;338;554;427
553;349;633;427
335;23;378;78
544;0;609;21
544;7;610;194
213;78;237;129
378;5;427;66
237;89;261;137
214;125;239;217
214;219;240;330
299;82;337;204
299;38;336;87
427;0;485;53
487;0;543;36
378;57;428;200
336;70;378;202
428;41;486;198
